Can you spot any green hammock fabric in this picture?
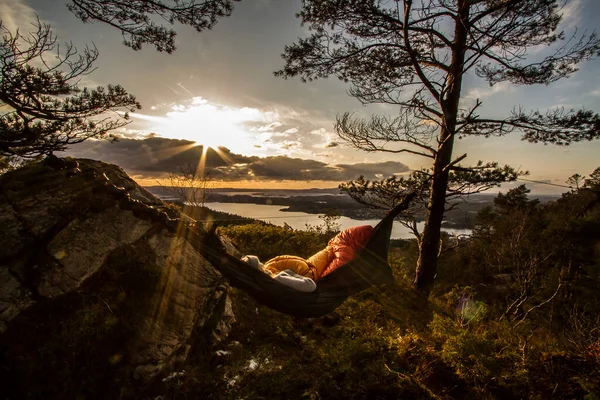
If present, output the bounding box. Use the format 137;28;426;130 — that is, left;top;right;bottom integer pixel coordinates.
196;194;415;318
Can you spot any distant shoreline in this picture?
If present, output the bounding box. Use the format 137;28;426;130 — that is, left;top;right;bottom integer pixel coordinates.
145;186;560;229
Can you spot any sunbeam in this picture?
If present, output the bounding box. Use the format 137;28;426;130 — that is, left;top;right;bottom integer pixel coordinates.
135;97;279;155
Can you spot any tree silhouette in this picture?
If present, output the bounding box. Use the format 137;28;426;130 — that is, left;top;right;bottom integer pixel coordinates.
165;163;215;210
494;184;539;213
340;164;520;243
277;0;600;295
0;20;140;158
566;173;585;191
584;167;600;189
67;0;240;53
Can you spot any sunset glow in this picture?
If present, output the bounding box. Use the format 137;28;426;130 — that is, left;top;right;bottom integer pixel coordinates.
148;97;278;154
34;0;599;191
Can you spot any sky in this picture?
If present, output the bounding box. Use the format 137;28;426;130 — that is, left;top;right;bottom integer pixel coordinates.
3;0;600;193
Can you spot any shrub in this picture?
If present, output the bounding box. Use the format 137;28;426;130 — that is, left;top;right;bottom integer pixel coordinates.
220;222;329;261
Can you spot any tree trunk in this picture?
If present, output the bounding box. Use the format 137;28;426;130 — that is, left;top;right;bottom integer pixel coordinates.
413;0;470;295
414;131;455;294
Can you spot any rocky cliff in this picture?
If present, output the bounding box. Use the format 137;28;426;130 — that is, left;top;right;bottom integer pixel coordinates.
0;157;236;398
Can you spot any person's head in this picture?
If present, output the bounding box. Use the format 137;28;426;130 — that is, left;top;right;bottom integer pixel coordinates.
241;255;271;275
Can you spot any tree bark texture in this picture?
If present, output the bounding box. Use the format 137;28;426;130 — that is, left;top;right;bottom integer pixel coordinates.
413;0;470;295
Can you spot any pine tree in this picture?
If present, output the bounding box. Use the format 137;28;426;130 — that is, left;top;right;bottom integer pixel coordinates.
277;0;600;294
67;0;240;53
0;20;140;158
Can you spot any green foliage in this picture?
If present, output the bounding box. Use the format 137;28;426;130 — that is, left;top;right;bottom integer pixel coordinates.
317;208;342;235
165;203;255;226
428;314;600;398
448;162;523;196
430;314;504;384
493;184;540;213
585;167;600;189
340;172;428;210
436;172;600;361
149;264;445;399
220;221;330;261
0;154;41;174
567;173;586;190
517;108;600;146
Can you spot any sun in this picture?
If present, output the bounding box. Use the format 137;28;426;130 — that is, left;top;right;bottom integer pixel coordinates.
154;98;268;153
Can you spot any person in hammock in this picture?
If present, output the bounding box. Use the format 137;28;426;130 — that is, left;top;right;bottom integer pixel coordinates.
242;225;375;291
241;255;318;292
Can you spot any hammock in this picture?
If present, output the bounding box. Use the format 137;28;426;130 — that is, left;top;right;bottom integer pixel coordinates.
195;193;415;318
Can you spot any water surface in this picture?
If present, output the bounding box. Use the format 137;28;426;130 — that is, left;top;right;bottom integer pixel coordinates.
203;202;471;240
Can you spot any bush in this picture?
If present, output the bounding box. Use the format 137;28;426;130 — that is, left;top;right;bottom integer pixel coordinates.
219;222;329;261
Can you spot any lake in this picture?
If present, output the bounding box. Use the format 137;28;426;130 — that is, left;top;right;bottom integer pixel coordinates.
203;202;471;240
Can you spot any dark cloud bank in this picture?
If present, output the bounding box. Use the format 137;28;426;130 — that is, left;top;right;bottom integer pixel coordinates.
64;137;410;182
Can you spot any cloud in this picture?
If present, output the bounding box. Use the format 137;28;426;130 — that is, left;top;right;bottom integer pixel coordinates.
0;0;40;33
63;137;410;182
334;161;411;178
257;125;339;156
130;96;341;158
239;156;409;182
561;0;583;28
112;128;156;140
59;137;205;171
280;141;301;150
120;95;347;161
464;81;514;102
549;103;579;110
66;137;256;172
250;122;282;132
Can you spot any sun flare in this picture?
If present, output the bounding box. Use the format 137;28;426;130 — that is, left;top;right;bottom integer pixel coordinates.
148;97;276;153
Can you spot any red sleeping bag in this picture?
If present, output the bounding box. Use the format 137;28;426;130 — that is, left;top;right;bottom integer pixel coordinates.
320;225;375;278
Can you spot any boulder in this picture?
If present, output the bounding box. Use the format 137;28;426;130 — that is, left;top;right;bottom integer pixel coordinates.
0;157;236;398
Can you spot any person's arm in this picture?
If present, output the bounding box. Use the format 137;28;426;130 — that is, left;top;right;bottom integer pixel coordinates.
273;270;317;292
